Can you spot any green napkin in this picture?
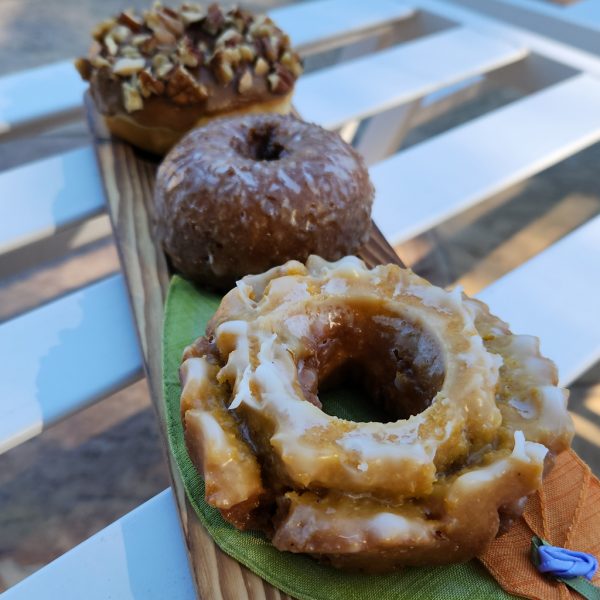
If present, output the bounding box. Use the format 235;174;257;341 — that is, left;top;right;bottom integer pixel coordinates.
162;275;518;600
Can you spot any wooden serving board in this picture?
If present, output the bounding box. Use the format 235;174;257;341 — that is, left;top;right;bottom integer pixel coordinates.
85;93;404;600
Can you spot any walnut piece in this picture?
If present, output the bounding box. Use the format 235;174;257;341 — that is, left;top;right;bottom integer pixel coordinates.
204;4;225;35
118;10;144;32
110;25;131;44
178;38;200;67
239;44;255;62
238;70;253;94
113;57;146;76
138;69;165;97
166;65;208;104
103;35;119;56
74;58;93;80
122;82;143;112
92;18;116;41
267;66;294;94
210;52;234;84
254;57;269;76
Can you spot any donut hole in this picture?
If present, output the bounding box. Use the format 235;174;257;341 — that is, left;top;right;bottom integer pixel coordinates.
300;304;445;423
234;123;287;161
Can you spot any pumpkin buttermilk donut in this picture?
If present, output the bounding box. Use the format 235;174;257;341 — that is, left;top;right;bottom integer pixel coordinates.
180;256;574;571
75;3;303;154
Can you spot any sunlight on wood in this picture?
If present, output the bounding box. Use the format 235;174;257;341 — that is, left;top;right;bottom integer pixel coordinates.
570;411;600;448
458;194;599;295
583;385;600;416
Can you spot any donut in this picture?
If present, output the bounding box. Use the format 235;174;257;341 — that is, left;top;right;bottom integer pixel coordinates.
179;256;574;571
75;3;303;154
154;114;374;289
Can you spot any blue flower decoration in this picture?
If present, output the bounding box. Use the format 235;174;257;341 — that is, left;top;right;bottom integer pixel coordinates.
538;545;598;581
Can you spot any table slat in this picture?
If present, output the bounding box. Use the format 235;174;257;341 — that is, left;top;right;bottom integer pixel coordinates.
6;212;598;597
0;274;143;454
371;73;600;244
0;62;86;137
478;214;600;387
270;0;414;52
295;26;526;129
0;146;107;275
1;490;195;600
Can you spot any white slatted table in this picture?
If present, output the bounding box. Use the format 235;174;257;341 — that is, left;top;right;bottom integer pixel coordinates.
1;0;599;597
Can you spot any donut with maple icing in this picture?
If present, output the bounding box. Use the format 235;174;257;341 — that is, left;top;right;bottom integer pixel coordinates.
179;256;573;571
154;113;374;289
75;3;303;154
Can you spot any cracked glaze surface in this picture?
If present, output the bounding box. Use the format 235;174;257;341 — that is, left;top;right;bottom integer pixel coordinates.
180;256;573;570
155;115;374;288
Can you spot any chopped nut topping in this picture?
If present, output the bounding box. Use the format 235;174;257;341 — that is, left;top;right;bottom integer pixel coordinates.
78;3;302;104
103;34;119;56
156;60;175;79
215;61;234;84
92;19;115;41
238;70;253;94
267;72;280;92
167;65;209;104
204;4;225;35
74;58;93;80
113;57;146;76
118;10;144;32
280;51;303;77
131;34;151;46
110;25;131;44
178;38;200;67
216;28;243;47
249;15;272;37
120;45;141;59
222;46;241;65
157;10;184;36
181;8;204;25
267;66;294;94
138;69;165;97
239;44;255;62
123;82;143;112
261;36;278;62
254;56;269;76
154;28;177;47
91;55;111;69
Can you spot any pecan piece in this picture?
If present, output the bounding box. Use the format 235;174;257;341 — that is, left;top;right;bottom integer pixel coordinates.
216;28;243;48
110;25;131;44
113;57;146;76
122;82;143;112
239;44;255;62
238;70;253;94
138;69;165;97
166;65;208;104
204;4;225;35
181;7;204;25
74;58;93;80
254;56;269;76
103;34;119;56
178;37;200;68
267;66;294;94
118;10;144;32
210;51;234;84
92;18;116;41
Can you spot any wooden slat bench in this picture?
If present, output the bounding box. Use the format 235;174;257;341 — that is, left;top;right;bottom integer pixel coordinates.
1;0;599;597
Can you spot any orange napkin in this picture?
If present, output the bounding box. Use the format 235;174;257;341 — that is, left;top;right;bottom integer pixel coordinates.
479;449;600;600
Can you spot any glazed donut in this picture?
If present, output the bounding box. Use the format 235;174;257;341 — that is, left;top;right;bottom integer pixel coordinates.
75;3;302;154
154;114;374;289
180;256;573;571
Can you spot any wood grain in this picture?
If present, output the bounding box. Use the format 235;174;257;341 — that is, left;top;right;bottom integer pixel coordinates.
85;93;403;600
